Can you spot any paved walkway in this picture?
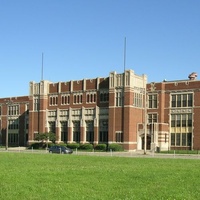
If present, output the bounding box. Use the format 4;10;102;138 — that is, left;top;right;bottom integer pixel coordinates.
0;148;200;159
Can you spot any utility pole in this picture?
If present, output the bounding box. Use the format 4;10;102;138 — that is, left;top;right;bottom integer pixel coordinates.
144;88;147;154
5;100;13;150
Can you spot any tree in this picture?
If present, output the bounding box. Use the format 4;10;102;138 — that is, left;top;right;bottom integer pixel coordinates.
35;132;56;144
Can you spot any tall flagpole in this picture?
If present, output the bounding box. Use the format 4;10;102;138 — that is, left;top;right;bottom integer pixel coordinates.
41;53;44;80
124;37;126;72
122;37;126;144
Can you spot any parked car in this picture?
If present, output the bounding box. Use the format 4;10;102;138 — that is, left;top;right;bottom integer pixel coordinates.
49;146;73;154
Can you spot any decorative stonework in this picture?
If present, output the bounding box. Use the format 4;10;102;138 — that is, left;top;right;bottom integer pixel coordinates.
150;82;156;91
170;108;192;114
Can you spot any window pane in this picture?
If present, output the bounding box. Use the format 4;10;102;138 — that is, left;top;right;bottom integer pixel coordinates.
172;95;176;107
177;115;181;127
182;133;186;146
171;133;175;145
188;114;192;127
176;133;180;146
182;115;186;127
177;95;181;107
187;133;192;146
188;94;193;107
171;115;175;127
182;94;187;107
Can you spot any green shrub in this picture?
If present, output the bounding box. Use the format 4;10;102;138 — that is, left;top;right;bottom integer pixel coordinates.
108;143;124;151
67;143;80;149
28;142;43;149
79;143;93;150
57;142;67;147
95;144;107;151
47;143;54;148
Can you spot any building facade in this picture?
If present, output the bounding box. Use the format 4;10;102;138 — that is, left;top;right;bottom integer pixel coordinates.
0;69;200;151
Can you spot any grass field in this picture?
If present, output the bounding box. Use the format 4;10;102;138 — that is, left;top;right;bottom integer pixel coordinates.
0;152;199;200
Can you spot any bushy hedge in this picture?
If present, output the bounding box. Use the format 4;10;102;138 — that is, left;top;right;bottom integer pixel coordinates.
108;143;124;151
28;142;43;149
67;143;80;149
56;142;67;147
94;144;107;151
79;143;93;150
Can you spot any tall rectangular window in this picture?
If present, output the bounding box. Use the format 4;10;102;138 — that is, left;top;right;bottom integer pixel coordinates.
49;121;56;134
61;121;68;142
73;121;80;143
170;114;192;147
99;120;108;143
116;91;123;107
134;93;143;107
171;133;175;146
34;97;39;111
86;121;94;143
148;94;157;108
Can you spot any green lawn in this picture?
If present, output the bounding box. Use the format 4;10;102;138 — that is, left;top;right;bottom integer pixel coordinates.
0;152;199;200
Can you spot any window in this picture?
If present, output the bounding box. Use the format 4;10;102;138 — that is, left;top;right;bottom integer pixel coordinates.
134;93;143;107
49;121;56;133
148;113;157;123
171;132;192;147
85;109;95;116
48;111;57;120
148;94;157;108
8;133;19;144
116;132;123;143
8;105;19;115
61;95;70;105
73;121;80;143
171;133;175;146
86;121;94;143
177;115;181;127
100;91;109;102
60;110;69;117
182;115;186;127
171;114;192;128
188;114;192;127
176;133;181;146
99;120;108;143
8;119;19;129
73;94;83;104
116;90;123;107
72;109;81;119
86;92;96;103
34;96;39;111
171;93;193;107
171;115;175;127
49;96;58;106
182;133;186;146
61;121;68;142
170;114;192;147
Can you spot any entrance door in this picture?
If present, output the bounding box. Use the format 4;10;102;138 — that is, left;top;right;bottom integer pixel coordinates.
142;136;151;150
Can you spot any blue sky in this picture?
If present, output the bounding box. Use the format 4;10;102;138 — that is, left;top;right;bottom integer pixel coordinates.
0;0;200;97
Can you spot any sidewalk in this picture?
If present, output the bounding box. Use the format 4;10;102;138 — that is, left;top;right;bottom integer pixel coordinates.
0;147;200;159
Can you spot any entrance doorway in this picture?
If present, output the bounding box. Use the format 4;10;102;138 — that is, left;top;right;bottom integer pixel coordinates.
142;135;151;150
